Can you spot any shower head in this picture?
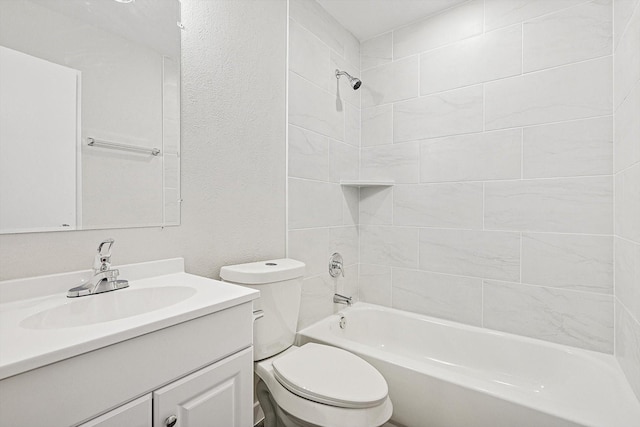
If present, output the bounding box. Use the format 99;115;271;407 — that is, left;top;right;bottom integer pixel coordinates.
335;69;362;90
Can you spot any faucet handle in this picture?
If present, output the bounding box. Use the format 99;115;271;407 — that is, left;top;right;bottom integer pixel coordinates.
329;252;344;278
94;238;115;272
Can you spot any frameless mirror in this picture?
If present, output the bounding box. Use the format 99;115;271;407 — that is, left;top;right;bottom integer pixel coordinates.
0;0;181;234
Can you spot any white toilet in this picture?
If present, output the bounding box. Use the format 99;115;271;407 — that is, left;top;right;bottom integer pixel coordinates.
220;258;393;427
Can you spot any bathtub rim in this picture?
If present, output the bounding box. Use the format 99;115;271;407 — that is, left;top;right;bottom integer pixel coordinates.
297;302;640;427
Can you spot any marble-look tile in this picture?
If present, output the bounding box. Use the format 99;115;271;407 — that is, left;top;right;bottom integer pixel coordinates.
290;0;344;56
331;51;361;108
329;226;359;266
523;0;612;73
289;18;330;90
361;56;419;107
483;281;614;353
523;117;613;178
359;264;392;306
288;228;330;277
298;273;334;329
392;269;482;326
360;225;419;269
329;140;358;183
394;85;484;142
288;125;329;181
341;185;360;226
485;177;613;234
615;82;640;172
615;163;640;242
344;103;360;147
616;300;640;400
484;0;587;31
288;178;342;229
393;183;484;229
393;0;484;59
420;129;521;182
522;233;613;293
361;142;420;183
485;57;612;130
420;25;522;95
361;32;392;71
289;72;344;141
359;186;393;225
614;3;640;109
362;104;393;147
419;229;521;281
614;0;640;48
342;31;361;72
616;237;640;322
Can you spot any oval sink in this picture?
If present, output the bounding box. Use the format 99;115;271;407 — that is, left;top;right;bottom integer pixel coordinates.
20;286;197;329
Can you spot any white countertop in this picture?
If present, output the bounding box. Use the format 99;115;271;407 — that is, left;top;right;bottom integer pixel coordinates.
0;259;258;380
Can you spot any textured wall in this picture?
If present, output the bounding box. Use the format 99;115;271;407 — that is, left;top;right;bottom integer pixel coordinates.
286;0;361;329
614;0;640;401
0;0;287;280
358;0;616;353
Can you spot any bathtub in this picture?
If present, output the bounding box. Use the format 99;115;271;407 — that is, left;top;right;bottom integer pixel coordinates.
297;303;640;427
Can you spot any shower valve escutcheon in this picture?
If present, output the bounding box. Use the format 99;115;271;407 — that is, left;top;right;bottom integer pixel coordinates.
329;252;344;278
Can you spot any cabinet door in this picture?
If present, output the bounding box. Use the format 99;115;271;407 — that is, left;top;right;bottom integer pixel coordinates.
153;347;253;427
78;394;151;427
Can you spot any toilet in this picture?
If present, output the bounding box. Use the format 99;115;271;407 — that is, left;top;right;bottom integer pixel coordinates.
220;259;393;427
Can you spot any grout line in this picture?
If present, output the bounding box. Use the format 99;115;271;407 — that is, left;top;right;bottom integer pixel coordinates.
359;263;615;298
616;234;640;247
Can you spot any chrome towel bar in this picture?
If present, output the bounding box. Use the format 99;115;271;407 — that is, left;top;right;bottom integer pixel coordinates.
87;137;161;156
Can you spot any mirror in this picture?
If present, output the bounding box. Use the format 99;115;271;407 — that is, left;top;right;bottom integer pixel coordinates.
0;0;181;234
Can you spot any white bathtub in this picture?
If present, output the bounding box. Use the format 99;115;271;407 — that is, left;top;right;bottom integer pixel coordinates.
297;303;640;427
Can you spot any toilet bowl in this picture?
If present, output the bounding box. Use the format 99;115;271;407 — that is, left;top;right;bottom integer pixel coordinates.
220;259;392;427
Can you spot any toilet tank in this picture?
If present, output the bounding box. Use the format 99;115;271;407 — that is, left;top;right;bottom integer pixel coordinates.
220;259;305;361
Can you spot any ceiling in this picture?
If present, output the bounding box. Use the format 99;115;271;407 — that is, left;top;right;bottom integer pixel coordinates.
315;0;468;41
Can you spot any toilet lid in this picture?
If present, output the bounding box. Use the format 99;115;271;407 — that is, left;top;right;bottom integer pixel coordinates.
272;343;388;409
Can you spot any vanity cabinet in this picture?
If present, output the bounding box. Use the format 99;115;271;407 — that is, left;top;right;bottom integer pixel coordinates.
154;347;253;427
0;302;255;427
79;395;152;427
80;348;252;427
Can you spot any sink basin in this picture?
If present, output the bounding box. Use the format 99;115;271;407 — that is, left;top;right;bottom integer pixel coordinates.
20;286;197;329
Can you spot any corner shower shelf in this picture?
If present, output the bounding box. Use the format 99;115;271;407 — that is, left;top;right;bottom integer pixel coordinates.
340;180;395;188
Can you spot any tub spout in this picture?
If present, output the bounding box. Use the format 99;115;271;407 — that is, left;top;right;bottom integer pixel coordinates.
333;293;352;306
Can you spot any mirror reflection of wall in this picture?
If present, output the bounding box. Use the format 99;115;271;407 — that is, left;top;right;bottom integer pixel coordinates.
0;0;181;234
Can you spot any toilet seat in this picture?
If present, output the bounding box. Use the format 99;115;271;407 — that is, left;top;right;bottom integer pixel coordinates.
272;343;388;409
255;345;393;427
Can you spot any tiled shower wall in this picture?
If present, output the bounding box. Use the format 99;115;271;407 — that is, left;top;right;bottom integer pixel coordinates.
357;0;617;354
614;0;640;400
287;0;361;329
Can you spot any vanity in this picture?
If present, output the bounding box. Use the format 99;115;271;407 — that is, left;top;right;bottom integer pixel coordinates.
0;258;258;426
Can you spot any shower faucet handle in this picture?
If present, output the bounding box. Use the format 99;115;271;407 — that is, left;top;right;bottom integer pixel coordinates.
329;252;344;278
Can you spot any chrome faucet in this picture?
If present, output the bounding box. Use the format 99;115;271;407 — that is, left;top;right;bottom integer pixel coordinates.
67;238;129;298
333;293;352;306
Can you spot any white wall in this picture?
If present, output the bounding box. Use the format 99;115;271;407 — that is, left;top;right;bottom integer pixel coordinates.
613;0;640;401
286;0;362;329
0;0;287;280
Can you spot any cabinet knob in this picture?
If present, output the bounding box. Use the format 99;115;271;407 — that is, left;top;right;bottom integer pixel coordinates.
165;415;178;427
